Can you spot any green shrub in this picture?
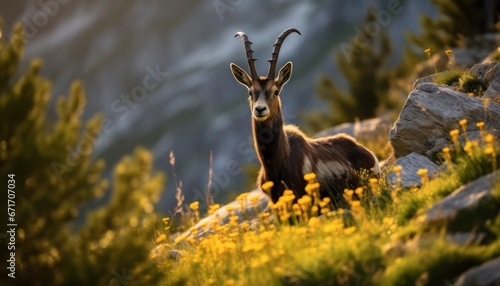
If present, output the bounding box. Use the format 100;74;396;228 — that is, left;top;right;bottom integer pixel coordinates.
432;68;465;86
0;21;166;285
459;73;487;93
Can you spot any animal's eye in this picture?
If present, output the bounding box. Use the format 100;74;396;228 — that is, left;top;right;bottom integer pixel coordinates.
274;90;279;96
248;90;252;96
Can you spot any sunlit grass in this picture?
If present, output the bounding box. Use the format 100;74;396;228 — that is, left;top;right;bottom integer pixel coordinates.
156;120;500;285
433;67;465;86
427;48;487;96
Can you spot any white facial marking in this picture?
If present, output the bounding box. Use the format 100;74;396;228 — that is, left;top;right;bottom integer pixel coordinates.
316;160;346;181
253;94;270;121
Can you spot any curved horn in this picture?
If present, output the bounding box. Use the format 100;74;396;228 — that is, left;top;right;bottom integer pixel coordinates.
234;31;259;80
266;28;301;79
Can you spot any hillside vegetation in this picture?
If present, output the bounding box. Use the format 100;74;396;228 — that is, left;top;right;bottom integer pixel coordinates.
157;129;500;285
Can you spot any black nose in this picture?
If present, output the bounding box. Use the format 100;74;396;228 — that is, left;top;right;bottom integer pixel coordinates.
255;106;267;113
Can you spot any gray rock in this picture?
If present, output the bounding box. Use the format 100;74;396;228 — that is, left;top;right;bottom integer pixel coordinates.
446;232;487;245
484;77;500;102
383;232;487;260
455;256;500;286
425;170;500;226
412;74;434;89
175;189;270;242
167;250;183;262
390;82;500;158
450;34;499;67
470;61;500;102
452;46;496;68
386;153;439;188
470;61;500;83
314;117;391;142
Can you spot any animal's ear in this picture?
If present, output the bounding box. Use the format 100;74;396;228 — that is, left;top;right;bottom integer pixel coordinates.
230;63;252;89
276;61;292;89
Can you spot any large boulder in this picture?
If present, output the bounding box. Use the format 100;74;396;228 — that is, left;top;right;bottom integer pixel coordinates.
455;256;500;286
390;82;500;158
425;170;500;230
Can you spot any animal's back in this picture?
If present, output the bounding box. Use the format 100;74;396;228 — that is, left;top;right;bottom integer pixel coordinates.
298;130;378;205
260;125;379;206
313;134;378;174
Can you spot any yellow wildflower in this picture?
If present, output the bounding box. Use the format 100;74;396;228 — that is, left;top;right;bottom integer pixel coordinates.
417;168;429;184
228;232;239;238
344;189;354;196
450;129;460;146
242;244;256;253
308;216;320;228
292;204;302;216
463;141;474;157
260;231;273;241
417;168;428;176
155;233;167;243
485;134;494;144
236;192;250;201
350;200;362;213
354;187;363;197
424;48;431;58
304;173;317;182
259;212;271;219
344;226;356;235
393;165;402;174
208;203;221;215
298;195;312;205
459;119;467;129
323;219;344;233
382;217;394;225
305;182;320;195
261;181;274;193
369;178;379;192
189;201;199;211
442;147;451;162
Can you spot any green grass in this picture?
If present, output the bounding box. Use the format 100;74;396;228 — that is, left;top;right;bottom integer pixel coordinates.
459;73;486;93
155;129;500;285
433;67;465;86
432;68;487;96
381;237;500;286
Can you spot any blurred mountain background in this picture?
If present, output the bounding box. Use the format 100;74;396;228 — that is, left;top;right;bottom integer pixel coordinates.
0;0;438;213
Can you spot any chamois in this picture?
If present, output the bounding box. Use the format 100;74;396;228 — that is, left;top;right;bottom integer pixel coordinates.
230;28;380;205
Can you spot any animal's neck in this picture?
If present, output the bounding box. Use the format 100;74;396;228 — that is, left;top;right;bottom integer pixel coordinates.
252;110;290;177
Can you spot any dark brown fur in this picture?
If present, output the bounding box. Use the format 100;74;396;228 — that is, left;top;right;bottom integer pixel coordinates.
253;104;377;205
